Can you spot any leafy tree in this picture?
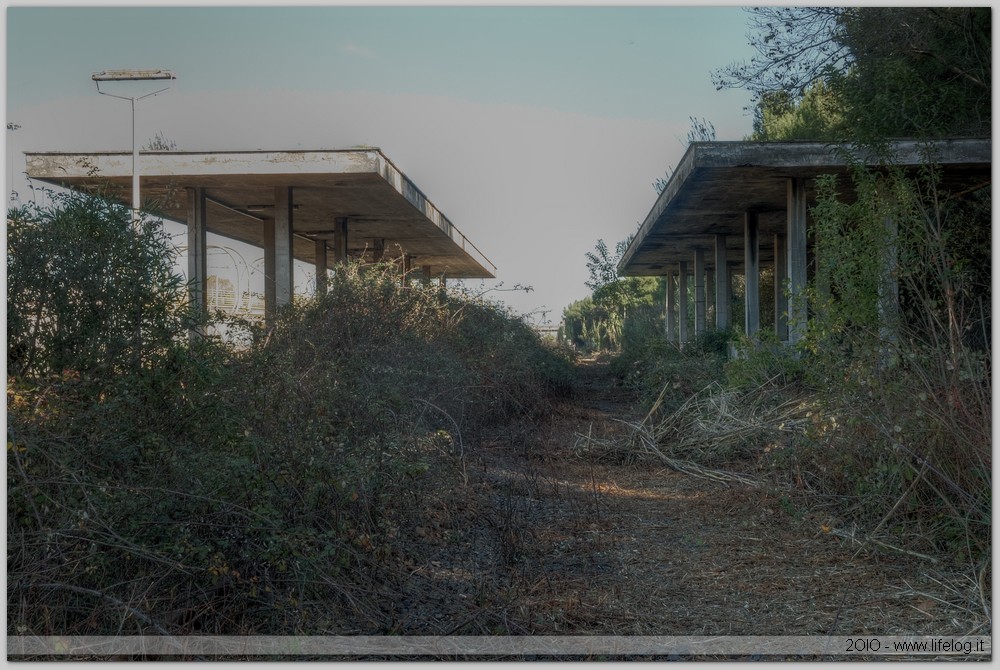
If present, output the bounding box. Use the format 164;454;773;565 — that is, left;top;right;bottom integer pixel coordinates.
832;7;990;140
749;81;845;141
561;238;663;351
717;6;991;140
7;190;195;379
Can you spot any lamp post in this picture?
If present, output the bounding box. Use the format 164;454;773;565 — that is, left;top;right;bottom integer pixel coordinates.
92;69;175;215
7;122;20;202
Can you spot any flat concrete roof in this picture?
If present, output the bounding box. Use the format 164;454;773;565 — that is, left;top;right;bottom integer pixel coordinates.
24;149;495;279
619;139;992;276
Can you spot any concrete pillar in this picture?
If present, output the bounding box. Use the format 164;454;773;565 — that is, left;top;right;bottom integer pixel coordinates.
373;238;385;263
878;214;899;347
693;248;706;336
314;239;328;296
421;264;432;286
186;187;208;336
333;217;348;264
274;186;294;309
714;235;730;330
402;254;412;286
706;266;715;329
744;211;760;338
263;218;276;323
665;272;677;342
774;234;788;341
787;178;808;343
678;261;689;345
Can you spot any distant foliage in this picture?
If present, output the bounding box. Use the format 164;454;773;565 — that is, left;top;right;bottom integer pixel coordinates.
564;237;663;351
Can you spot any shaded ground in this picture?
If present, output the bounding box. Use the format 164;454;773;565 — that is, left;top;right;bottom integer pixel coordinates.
401;356;988;657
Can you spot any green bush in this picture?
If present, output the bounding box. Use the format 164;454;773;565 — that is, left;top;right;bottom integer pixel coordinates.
8;197;570;638
7;191;196;380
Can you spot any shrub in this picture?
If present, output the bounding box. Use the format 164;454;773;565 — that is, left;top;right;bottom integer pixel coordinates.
8;200;570;639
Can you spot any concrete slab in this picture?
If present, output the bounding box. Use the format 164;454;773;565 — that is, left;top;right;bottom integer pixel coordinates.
619;139;991;276
24;148;496;279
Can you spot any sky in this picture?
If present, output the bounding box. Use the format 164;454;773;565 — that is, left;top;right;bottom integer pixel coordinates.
5;2;758;324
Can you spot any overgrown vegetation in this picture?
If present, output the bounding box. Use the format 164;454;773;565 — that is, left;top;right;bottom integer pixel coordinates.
571;7;992;611
7;190;574;637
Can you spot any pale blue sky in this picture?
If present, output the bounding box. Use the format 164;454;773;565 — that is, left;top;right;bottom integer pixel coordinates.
6;4;757;322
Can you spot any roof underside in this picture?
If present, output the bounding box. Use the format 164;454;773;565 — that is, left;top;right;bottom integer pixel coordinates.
619;139;992;276
24;149;495;279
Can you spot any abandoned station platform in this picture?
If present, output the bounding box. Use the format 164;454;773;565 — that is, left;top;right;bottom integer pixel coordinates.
25;148;496;321
618;138;991;345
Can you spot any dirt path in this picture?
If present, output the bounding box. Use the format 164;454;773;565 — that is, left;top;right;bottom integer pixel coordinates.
463;358;984;642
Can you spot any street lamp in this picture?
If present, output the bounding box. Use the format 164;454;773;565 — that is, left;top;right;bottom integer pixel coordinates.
92;69;176;215
7;122;21;202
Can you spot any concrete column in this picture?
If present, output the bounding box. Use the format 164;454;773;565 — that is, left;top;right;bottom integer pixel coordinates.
693;248;706;336
878;214;899;347
402;254;412;286
706;266;715;329
665;273;677;342
333;217;348;264
421;264;432;286
774;234;788;341
787;178;808;343
714;235;730;330
186;187;208;335
744;211;760;338
263;218;276;323
314;239;328;296
373;238;385;263
677;261;689;345
274;186;294;309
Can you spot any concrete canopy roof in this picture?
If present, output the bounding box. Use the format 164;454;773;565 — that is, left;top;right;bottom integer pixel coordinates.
24;149;496;279
619;139;992;277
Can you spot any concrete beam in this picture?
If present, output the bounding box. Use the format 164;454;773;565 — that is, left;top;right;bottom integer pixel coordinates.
744;211;760;338
315;239;328;296
25;148;498;280
694;248;706;336
678;261;689;345
714;235;730;330
787;178;808;343
774;234;788;341
274;186;294;309
186;187;208;336
665;273;677;342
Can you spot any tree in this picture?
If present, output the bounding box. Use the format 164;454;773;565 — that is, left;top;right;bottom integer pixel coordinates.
832;7;990;139
7;190;194;379
749;81;845;141
714;7;851;104
716;7;991;140
579;237;663;350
